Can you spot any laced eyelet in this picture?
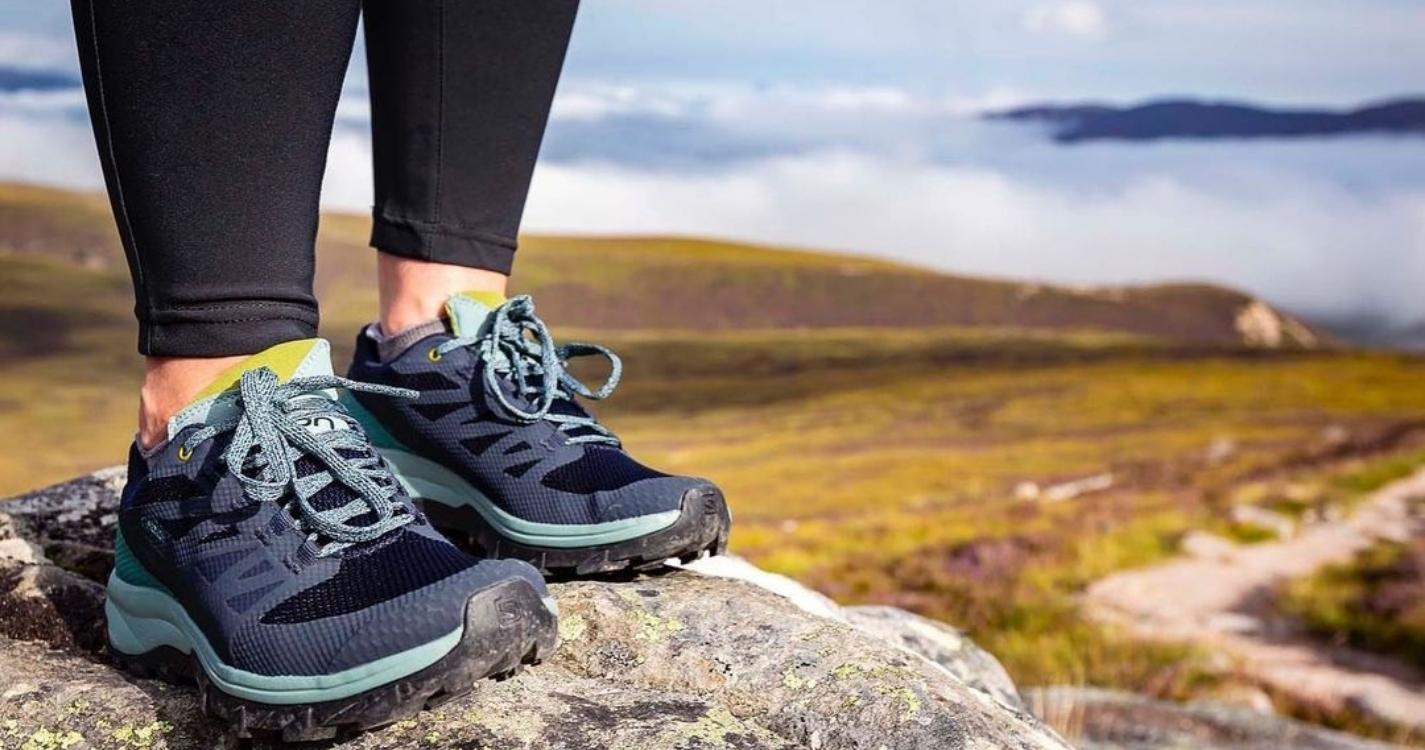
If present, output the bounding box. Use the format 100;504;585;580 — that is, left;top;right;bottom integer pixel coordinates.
176;445;193;462
427;348;442;362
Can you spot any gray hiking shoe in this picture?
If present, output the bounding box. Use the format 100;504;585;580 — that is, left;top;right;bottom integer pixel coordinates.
345;292;731;576
108;339;557;741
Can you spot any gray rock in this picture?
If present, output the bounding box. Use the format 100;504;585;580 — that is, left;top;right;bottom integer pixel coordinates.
843;605;1025;714
682;560;1029;716
0;556;107;652
679;554;848;621
1026;687;1407;750
0;635;795;750
0;470;1070;749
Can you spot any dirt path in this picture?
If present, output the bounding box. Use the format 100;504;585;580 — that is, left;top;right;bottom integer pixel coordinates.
1086;468;1425;729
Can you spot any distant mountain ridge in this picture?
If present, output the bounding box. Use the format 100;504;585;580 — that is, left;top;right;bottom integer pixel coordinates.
0;67;78;92
988;97;1425;143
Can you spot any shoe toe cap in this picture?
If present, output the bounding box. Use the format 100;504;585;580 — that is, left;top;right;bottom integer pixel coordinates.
591;476;719;523
321;554;548;672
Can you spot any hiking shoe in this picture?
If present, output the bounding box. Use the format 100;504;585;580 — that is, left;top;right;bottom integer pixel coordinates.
345;293;731;576
107;339;557;741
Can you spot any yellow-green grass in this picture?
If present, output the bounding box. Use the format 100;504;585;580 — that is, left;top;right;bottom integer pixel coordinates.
654;350;1425;693
6;188;1425;731
1282;538;1425;672
1334;450;1425;495
7;257;1425;670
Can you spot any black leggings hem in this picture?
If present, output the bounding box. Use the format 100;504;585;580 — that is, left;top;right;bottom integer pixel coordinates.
139;304;319;357
370;211;517;275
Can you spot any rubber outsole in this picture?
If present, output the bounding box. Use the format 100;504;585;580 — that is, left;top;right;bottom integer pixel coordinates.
108;579;558;742
422;485;732;578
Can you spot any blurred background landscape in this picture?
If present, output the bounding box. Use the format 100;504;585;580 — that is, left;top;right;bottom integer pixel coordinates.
3;0;1425;745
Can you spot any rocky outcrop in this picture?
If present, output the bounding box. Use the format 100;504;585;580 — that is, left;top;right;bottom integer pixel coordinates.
0;469;1067;749
1233;299;1319;349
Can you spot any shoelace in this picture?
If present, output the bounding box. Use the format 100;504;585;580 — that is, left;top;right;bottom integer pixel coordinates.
181;369;417;556
435;295;623;446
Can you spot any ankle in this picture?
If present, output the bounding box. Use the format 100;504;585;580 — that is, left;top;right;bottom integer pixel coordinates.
377;253;507;333
138;356;246;449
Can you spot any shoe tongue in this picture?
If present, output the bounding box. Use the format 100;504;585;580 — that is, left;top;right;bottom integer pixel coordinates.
443;292;603;438
168;338;335;439
444;291;507;337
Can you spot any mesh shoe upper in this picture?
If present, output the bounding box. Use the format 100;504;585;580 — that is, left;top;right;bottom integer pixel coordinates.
348;295;716;528
115;343;546;677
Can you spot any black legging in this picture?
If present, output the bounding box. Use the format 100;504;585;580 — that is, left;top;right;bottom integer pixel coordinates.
71;0;579;357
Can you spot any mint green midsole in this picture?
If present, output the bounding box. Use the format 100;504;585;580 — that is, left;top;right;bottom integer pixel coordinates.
105;574;462;706
378;446;680;548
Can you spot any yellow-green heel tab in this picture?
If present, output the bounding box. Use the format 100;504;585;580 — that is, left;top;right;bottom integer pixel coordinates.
444;292;507;336
191;338;331;402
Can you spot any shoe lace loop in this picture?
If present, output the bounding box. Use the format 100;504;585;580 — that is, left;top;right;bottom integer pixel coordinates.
181;369;418;555
435;295;622;446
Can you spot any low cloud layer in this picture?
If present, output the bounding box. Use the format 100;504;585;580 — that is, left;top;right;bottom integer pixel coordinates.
5;81;1425;328
520;153;1425;325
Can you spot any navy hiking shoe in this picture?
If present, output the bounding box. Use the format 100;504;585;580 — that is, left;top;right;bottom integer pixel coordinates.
345;292;731;576
108;339;557;741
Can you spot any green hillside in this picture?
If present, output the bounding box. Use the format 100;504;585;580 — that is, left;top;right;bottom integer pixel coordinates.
3;182;1324;349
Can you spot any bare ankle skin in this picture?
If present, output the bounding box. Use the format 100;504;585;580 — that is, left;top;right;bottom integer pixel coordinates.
377;253;508;334
138;356;247;449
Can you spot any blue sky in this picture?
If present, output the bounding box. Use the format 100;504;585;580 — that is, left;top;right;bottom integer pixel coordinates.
2;1;1424;326
4;0;1423;104
561;0;1425;105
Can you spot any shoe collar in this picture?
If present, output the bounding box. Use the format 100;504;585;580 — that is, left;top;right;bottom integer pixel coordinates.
167;339;335;441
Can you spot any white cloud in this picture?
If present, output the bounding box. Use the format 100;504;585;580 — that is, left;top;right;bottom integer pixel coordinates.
0;113;100;188
515;152;1425;324
320;129;376;209
549;81;1035;126
0;31;77;72
551;84;693;121
333;95;371;124
1023;1;1110;40
0;88;86;112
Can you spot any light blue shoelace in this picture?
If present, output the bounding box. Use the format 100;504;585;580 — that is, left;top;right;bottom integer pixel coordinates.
181;369;417;555
435;295;623;446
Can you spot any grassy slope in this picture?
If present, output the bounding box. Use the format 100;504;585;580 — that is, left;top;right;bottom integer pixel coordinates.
6;182;1324;348
4;184;1425;738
